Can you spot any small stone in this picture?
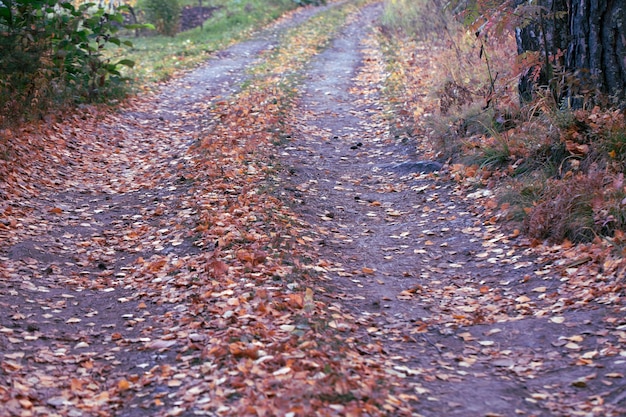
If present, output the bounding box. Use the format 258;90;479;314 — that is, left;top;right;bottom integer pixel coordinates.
384;161;443;174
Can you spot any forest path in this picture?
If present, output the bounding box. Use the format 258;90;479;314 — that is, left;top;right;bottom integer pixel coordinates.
1;0;625;416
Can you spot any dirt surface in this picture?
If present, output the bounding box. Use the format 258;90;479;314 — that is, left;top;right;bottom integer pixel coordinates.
1;1;625;416
279;3;626;416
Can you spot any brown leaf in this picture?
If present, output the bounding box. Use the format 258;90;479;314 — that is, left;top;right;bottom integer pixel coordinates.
209;259;229;278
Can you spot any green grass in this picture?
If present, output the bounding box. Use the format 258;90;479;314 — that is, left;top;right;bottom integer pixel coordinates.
381;0;447;39
107;0;300;87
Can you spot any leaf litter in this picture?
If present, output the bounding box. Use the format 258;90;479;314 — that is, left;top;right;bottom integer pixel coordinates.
1;0;625;416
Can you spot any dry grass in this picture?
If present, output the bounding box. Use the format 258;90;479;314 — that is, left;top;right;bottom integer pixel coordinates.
379;0;626;244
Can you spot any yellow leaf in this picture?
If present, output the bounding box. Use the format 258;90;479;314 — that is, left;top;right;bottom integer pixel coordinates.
582;350;598;359
458;332;474;341
567;335;584;342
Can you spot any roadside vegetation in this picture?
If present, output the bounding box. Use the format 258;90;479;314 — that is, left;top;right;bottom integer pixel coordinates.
378;0;626;249
0;0;144;127
0;0;307;128
113;0;306;85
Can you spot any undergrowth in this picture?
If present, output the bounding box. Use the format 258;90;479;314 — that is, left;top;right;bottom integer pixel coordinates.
379;0;626;244
0;0;301;129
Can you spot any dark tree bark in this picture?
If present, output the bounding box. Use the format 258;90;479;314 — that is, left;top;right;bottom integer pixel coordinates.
515;0;626;107
568;0;626;104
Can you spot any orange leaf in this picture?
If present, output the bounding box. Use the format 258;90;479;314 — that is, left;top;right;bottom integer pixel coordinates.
287;293;304;309
236;250;255;263
70;378;84;392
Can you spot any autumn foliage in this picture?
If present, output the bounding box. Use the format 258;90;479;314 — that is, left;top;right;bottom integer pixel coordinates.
0;1;415;416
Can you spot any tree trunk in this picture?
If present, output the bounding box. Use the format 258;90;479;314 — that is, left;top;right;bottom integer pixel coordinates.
515;0;626;107
568;0;626;105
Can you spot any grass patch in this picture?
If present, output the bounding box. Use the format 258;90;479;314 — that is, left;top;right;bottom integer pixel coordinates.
108;0;300;86
380;0;447;40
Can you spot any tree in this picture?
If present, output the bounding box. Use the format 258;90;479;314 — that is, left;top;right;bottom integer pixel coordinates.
514;0;626;108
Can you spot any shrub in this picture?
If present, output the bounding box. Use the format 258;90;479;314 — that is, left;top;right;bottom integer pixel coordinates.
523;173;600;243
141;0;181;36
0;0;139;126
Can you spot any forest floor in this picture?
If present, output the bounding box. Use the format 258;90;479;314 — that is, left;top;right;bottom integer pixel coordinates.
1;1;625;416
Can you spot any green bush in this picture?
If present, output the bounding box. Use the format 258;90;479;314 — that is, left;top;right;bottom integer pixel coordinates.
0;0;141;126
141;0;181;36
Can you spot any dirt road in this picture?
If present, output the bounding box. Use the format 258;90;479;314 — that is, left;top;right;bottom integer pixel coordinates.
1;1;625;416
